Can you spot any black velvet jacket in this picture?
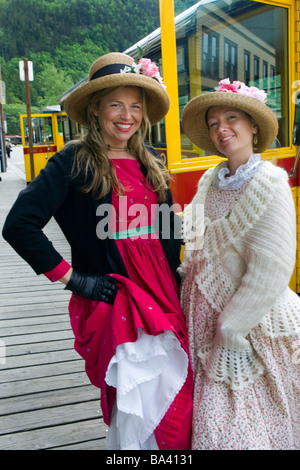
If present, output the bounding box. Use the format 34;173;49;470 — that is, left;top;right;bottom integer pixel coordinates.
2;143;182;283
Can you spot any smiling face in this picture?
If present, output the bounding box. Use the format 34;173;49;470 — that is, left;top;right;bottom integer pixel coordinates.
93;86;143;147
206;105;258;166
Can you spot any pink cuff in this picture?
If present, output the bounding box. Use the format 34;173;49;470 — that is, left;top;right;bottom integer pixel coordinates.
44;260;71;282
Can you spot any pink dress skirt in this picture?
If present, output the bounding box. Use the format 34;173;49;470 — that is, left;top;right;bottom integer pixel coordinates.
68;159;193;450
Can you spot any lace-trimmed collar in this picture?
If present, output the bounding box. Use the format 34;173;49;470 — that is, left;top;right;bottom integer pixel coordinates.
212;153;262;189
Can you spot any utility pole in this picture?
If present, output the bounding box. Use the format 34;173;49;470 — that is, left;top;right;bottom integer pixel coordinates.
0;64;7;173
24;58;35;181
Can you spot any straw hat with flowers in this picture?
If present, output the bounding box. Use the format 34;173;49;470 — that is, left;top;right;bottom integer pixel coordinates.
182;79;279;155
64;52;170;127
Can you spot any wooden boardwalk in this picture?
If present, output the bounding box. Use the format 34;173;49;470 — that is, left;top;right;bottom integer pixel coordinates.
0;150;107;450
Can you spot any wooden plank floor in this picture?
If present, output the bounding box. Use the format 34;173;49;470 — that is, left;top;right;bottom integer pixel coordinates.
0;149;108;450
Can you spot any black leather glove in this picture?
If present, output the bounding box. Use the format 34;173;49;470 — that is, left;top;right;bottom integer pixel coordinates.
65;270;119;303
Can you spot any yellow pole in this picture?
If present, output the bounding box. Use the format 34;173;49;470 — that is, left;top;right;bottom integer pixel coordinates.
159;0;181;169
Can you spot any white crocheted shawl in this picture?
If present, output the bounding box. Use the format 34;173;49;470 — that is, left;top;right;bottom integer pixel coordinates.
180;160;300;390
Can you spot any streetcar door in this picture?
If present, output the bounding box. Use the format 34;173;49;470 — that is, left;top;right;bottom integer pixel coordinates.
20;113;59;183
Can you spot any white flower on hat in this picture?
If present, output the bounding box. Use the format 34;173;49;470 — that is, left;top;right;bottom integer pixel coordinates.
120;65;133;74
219;78;231;85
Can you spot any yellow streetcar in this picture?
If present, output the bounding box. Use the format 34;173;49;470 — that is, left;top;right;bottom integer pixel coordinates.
20;105;82;183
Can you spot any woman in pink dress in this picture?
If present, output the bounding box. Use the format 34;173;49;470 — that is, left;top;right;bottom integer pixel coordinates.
2;52;193;450
180;79;300;449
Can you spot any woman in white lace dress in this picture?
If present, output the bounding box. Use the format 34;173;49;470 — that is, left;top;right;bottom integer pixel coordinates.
180;79;300;450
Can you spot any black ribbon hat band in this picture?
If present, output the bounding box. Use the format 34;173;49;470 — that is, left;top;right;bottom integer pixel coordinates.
90;63;130;81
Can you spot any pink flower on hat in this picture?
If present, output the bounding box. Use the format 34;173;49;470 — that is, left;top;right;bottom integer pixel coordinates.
139;58;166;88
120;56;166;89
217;78;267;103
219;83;239;93
139;58;160;78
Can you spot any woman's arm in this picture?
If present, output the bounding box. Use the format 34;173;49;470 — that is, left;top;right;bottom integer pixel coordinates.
198;177;297;390
59;267;73;285
217;178;296;349
2;147;74;274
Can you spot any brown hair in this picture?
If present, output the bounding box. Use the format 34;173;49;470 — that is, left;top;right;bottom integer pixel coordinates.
71;87;169;202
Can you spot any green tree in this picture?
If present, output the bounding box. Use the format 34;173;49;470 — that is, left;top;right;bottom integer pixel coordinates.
54;41;106;83
0;57;24;104
0;0;161;127
3;103;39;135
35;63;74;108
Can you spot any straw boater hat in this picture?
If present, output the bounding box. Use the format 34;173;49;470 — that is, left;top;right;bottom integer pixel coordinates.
64;52;170;126
182;79;278;155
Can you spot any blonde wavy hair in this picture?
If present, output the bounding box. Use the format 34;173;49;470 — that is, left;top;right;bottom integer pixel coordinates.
71;86;169;202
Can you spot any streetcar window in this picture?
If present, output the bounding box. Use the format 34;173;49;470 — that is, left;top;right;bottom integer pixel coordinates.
180;0;288;156
61;115;71;143
23;116;54;146
134;0;288;157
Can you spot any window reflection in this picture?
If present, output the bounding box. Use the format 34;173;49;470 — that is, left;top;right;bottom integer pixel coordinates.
61;114;82;143
140;0;288;156
185;0;287;155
